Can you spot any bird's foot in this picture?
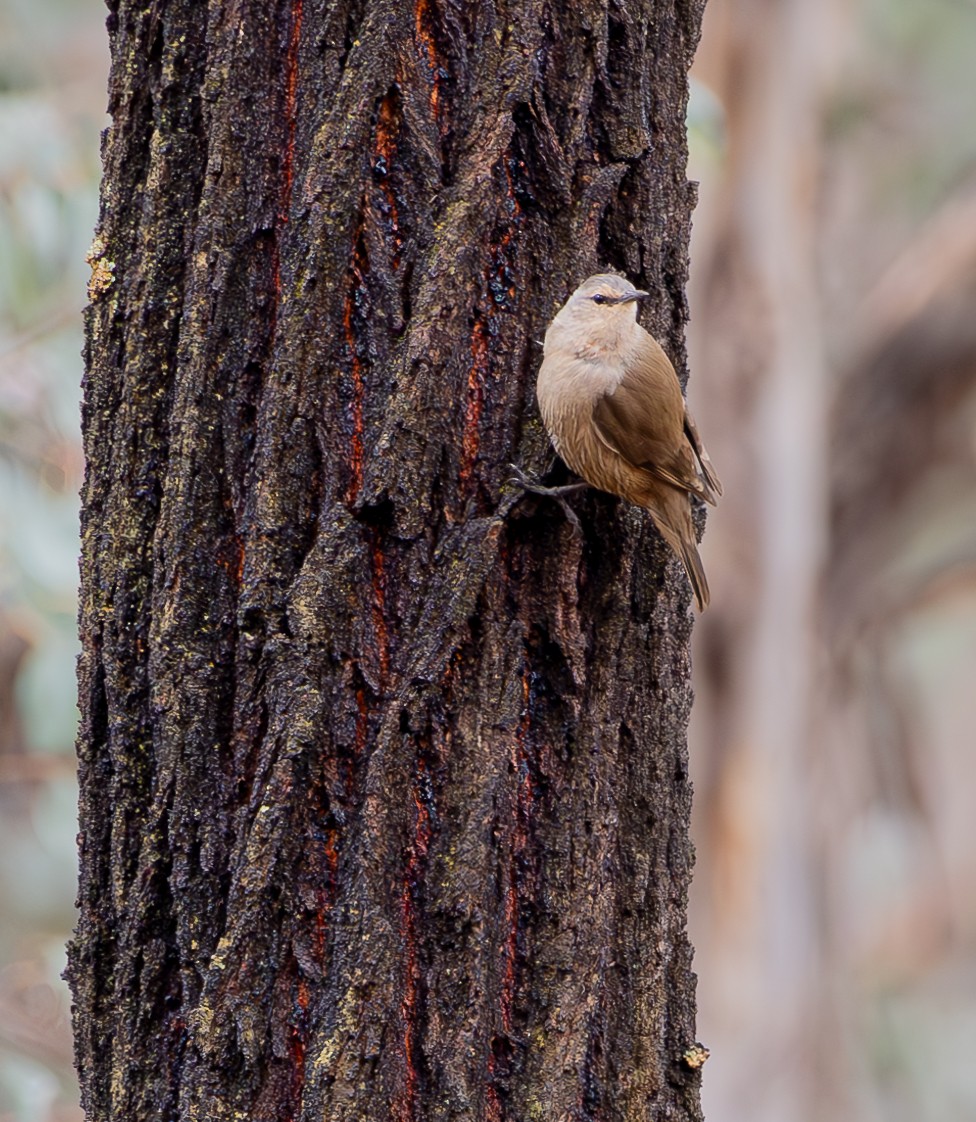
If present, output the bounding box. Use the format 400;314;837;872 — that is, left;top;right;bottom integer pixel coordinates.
508;465;586;533
508;465;586;498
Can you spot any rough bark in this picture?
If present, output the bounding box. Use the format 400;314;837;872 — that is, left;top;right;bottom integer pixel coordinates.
69;1;708;1120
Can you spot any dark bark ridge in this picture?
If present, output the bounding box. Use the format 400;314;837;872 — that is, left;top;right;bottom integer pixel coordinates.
70;1;707;1120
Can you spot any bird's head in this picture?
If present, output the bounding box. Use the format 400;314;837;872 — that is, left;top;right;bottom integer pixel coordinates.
570;273;648;316
546;274;650;356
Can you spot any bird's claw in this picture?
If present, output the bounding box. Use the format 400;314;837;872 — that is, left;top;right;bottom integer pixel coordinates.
508;464;586;499
508;464;585;534
508;463;538;490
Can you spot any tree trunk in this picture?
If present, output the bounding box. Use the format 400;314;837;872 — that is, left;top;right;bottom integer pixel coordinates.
69;1;708;1120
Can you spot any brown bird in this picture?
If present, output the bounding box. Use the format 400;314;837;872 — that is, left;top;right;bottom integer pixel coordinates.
532;273;722;610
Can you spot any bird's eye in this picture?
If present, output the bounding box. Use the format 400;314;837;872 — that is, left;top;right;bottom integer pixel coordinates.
591;294;607;304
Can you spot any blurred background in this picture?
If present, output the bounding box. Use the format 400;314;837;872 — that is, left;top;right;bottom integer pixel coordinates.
0;0;973;1120
688;1;976;1120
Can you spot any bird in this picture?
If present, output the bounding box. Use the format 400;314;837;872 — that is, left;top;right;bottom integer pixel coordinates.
530;272;722;610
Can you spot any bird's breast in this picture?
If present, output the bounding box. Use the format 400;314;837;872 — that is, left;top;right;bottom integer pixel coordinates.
537;346;625;405
536;356;635;498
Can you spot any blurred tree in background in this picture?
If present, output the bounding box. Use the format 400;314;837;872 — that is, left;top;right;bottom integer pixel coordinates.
1;0;975;1120
688;1;976;1121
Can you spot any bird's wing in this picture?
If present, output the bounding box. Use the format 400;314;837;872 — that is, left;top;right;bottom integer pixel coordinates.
592;341;717;503
683;406;723;501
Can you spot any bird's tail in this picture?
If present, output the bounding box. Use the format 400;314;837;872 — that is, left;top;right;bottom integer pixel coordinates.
678;536;710;611
647;507;710;611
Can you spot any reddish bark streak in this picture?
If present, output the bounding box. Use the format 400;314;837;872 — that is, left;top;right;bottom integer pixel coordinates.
393;879;420;1122
313;828;340;966
394;759;434;1122
414;0;443;127
344;92;401;505
506;670;533;1023
374;92;403;270
485;1055;503;1122
457;318;489;502
485;665;533;1118
456;154;524;510
342;241;366;505
215;533;245;585
287;976;309;1120
370;533;390;684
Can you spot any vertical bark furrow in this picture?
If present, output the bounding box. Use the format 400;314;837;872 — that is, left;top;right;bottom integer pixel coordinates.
74;4;214;1119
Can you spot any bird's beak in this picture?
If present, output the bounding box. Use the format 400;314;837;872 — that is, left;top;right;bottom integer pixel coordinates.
619;290;649;304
